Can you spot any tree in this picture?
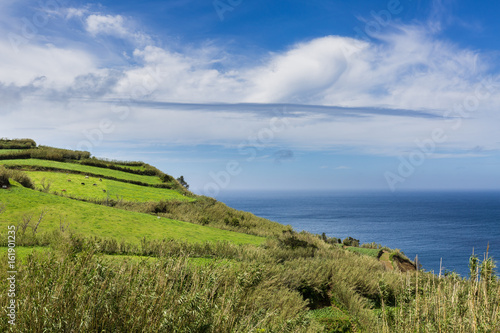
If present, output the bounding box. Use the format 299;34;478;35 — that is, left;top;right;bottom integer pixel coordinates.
176;175;189;189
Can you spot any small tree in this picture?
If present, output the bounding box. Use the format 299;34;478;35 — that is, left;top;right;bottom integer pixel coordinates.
176;175;189;189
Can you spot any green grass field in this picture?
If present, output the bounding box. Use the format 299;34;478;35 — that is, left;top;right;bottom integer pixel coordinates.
26;171;192;202
1;159;163;184
0;149;24;155
0;184;264;245
345;246;381;258
0;246;50;263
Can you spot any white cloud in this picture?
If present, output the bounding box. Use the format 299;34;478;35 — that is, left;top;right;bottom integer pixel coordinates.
66;8;88;19
243;36;356;103
241;25;496;114
85;14;150;45
0;40;96;87
86;14;128;37
111;45;244;103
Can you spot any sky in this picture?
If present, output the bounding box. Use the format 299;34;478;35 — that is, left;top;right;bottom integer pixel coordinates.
1;0;500;195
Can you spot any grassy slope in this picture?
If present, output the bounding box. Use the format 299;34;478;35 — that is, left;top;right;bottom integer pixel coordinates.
1;159;163;184
345;246;381;258
27;171;192;202
0;184;264;245
0;149;23;154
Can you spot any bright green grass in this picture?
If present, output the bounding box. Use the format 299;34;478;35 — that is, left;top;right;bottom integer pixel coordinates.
0;246;51;263
346;247;381;258
0;149;24;155
0;185;264;245
308;307;350;321
1;159;162;184
26;171;192;202
308;307;352;331
100;254;231;267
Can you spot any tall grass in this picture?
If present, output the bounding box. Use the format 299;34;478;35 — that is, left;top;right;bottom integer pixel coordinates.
380;255;500;332
0;230;401;332
0;249;318;332
0;227;497;332
0;233;328;332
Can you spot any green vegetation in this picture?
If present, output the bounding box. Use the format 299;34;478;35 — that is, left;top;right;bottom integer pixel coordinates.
1;159;164;185
345;246;381;258
0;184;263;245
0;149;24;155
0;140;498;332
27;171;191;202
0;138;36;149
0;166;34;189
309;307;353;332
0;246;49;263
2;228;497;332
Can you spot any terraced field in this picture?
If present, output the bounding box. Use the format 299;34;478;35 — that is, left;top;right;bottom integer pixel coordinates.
1;159;163;184
27;171;192;202
0;183;264;245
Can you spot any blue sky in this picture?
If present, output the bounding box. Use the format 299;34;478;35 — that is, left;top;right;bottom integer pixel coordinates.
1;0;500;194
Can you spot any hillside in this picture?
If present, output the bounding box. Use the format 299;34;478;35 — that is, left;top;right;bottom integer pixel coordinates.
1;139;499;332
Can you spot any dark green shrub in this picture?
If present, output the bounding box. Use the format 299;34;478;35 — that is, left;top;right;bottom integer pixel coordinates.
224;217;240;227
200;217;210;225
0;166;34;189
0;138;36;149
279;234;317;250
0;150;33;160
10;169;35;189
343;237;360;247
0;166;10;187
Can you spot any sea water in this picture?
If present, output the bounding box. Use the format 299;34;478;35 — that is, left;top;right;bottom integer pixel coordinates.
216;190;500;277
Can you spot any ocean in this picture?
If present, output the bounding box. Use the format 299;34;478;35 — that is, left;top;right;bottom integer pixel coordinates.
216;190;500;277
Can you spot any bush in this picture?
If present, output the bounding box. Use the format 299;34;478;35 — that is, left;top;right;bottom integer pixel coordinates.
10;169;35;189
0;166;34;189
32;146;90;161
343;237;360;247
0;166;10;187
0;138;36;149
224;217;240;227
0;149;33;160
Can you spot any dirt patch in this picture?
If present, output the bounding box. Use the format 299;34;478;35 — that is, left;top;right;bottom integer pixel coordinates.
392;255;416;272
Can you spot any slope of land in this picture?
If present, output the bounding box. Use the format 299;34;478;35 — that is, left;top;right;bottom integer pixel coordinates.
0;183;263;245
1;139;498;333
1;159;164;185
